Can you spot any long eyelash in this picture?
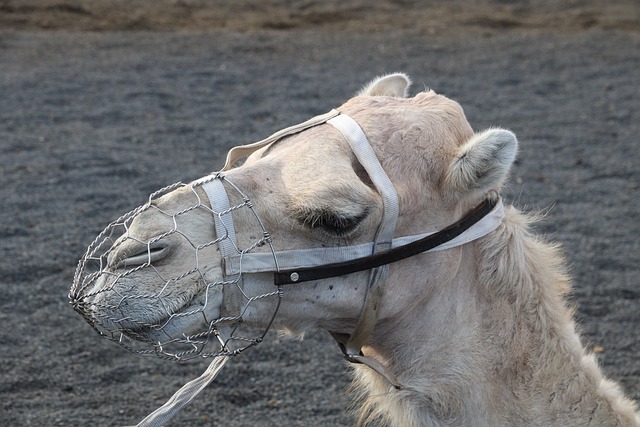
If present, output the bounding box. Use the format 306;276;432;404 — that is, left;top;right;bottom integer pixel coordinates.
314;213;353;229
297;208;369;234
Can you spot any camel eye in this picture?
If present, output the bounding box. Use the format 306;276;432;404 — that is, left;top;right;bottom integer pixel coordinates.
300;209;369;237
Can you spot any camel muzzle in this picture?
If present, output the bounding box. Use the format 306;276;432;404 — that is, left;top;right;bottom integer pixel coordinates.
69;174;283;362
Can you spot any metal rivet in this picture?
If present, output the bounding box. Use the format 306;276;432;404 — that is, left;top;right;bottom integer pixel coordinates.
290;272;300;282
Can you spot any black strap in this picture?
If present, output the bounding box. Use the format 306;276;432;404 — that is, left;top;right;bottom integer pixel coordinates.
274;197;498;285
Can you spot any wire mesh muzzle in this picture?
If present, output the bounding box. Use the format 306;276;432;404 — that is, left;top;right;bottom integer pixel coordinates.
69;175;282;361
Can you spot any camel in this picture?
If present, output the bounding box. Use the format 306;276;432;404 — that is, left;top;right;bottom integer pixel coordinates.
71;74;639;426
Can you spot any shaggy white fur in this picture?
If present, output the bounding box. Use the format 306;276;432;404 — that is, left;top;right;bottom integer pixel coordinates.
351;207;640;426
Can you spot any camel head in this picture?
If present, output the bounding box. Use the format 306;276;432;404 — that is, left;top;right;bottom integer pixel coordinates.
70;73;518;362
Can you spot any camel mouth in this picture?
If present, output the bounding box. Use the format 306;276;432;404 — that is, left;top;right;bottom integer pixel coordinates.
71;291;226;360
117;303;211;343
129;286;216;333
70;265;227;352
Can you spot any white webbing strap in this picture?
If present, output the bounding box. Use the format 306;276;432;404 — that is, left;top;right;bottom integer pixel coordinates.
200;176;244;318
130;356;229;427
328;114;400;247
326;114;400;379
201;176;238;259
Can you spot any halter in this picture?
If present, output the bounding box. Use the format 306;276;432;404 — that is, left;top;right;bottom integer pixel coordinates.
208;109;504;388
71;109;505;426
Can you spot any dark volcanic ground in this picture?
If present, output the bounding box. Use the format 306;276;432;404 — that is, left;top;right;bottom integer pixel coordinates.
1;2;639;426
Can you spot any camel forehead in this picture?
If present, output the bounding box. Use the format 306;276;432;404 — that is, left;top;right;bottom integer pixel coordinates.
341;90;473;147
343;89;464;115
250;89;470;168
240;90;472;210
269;90;471;165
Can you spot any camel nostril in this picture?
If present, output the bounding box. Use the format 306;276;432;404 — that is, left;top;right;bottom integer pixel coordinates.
117;242;171;269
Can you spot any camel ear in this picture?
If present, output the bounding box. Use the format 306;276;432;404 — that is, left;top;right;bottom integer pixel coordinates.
358;73;411;98
445;128;518;195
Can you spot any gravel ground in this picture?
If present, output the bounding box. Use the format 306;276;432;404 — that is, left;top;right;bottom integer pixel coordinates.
1;3;639;426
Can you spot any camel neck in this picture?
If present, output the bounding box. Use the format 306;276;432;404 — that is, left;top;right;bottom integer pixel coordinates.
350;208;640;426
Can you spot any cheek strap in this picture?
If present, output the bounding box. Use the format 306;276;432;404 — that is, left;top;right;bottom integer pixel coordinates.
325;114;403;388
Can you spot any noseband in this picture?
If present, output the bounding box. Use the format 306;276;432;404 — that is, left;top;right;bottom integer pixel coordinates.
205;109;504;388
